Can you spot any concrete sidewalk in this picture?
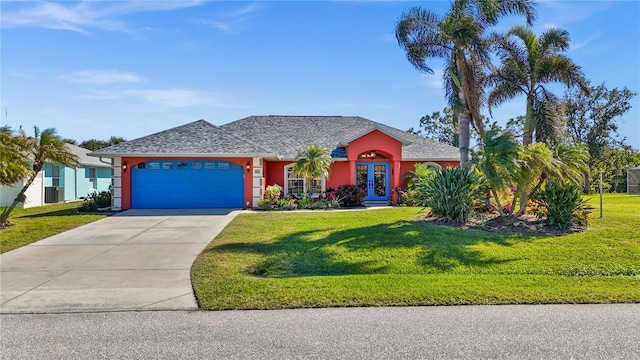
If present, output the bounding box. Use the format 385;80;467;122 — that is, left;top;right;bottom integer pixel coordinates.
0;209;240;313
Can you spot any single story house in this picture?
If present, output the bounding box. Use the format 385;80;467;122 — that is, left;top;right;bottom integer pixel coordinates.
90;116;460;210
0;144;112;208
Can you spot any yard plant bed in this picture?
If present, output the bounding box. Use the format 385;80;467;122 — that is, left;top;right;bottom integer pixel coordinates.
0;202;113;253
191;194;640;310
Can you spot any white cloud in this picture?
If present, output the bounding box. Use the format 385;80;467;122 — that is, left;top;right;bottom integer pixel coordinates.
571;31;603;51
63;70;145;84
543;23;557;29
377;33;395;43
193;3;261;33
82;88;238;109
1;1;206;33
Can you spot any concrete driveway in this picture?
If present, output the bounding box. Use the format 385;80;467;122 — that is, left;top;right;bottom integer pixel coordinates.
0;209;240;314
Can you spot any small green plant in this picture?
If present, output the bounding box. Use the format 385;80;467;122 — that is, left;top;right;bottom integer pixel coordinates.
257;199;273;211
298;197;314;209
415;165;485;222
336;184;365;207
264;184;283;202
275;198;290;208
315;198;330;209
533;181;592;228
78;191;111;212
281;201;298;210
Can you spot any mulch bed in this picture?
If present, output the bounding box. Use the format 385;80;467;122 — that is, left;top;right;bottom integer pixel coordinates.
418;212;587;236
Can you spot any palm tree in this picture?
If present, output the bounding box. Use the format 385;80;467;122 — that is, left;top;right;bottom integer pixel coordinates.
292;144;332;197
396;0;536;165
0;126;30;187
488;26;590;146
1;127;79;225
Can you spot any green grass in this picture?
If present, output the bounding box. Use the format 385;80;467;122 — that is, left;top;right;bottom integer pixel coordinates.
192;193;640;309
1;202;112;253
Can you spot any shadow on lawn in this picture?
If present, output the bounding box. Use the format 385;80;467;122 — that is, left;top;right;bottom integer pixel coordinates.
210;220;541;278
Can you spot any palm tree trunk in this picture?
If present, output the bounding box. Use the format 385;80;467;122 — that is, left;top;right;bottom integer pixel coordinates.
0;168;40;224
523;97;534;146
458;112;471;165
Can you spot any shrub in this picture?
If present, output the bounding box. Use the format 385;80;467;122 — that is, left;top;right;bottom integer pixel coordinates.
281;201;298;210
533;181;592;228
336;184;365;207
264;184;283;202
315;198;330;209
78;191;111;212
415;165;484;222
257;199;273;211
298;197;314;209
275;198;290;208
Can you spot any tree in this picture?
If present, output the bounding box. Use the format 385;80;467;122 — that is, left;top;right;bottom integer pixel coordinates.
396;0;536;165
411;108;459;147
292;144;332;196
488;26;590;146
0;126;31;186
79;136;126;151
563;83;637;192
0;127;79;225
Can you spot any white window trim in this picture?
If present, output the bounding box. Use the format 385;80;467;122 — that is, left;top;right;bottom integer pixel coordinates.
284;164;326;197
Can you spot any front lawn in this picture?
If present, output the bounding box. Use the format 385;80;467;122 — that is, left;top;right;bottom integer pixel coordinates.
192;194;640;309
0;202;113;253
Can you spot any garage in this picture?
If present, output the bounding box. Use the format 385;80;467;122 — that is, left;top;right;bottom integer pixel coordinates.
131;160;244;209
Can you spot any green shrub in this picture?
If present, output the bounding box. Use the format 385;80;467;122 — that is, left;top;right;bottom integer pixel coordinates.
336;184;365;207
415;165;484;222
264;184;283;202
533;181;592;228
298;197;314;209
78;191;111;212
275;198;290;208
315;198;330;209
281;201;298;210
257;199;273;211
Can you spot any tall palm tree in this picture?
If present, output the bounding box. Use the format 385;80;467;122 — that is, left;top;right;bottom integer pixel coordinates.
292;144;332;197
0;126;30;187
488;25;590;146
396;0;536;165
1;127;79;225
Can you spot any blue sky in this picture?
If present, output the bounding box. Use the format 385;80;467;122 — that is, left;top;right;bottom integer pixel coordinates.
1;1;639;150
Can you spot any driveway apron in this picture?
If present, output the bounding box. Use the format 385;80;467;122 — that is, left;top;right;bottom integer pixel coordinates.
0;209;240;313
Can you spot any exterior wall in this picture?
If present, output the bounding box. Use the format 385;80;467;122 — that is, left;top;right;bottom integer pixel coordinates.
0;171;45;209
119;156;253;210
62;166;76;201
398;160;460;187
326;161;351;189
264;160;353;196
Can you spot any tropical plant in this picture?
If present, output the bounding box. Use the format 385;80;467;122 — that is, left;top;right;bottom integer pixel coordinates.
396;0;536;165
257;199;273;211
402;163;436;189
292;144;332;195
0;127;79;225
0;126;30;187
473;132;520;215
533;181;592;228
78;136;126;151
336;184;366;207
415;165;485;222
264;184;283;202
489;26;590;146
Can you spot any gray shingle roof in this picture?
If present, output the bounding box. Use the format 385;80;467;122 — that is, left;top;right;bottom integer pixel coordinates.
222;116;459;160
91;119;274;157
67;144;111;167
90;116;459;161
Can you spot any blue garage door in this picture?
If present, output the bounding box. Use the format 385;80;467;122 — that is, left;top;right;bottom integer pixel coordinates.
131;160;244;209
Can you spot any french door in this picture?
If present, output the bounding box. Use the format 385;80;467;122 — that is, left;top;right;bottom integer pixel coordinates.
356;162;389;201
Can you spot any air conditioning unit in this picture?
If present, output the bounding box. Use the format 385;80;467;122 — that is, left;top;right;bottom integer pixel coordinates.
45;186;64;203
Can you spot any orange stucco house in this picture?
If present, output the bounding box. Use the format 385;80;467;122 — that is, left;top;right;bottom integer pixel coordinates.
90;116;460;210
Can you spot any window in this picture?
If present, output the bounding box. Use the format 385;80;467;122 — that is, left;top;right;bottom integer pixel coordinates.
284;164;325;197
89;168;97;190
52;166;60;187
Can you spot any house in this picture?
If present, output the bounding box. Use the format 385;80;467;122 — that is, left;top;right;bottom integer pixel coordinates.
0;144;112;208
90;116;460;210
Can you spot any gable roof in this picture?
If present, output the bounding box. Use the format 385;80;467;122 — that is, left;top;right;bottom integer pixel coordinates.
90;116;459;161
90;120;275;158
66;144;111;167
222;116;459;160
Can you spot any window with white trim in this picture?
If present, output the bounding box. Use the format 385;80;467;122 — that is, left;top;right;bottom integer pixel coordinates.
284;164;325;197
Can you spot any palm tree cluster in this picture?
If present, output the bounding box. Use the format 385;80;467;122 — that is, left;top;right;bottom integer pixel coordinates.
396;0;591;216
